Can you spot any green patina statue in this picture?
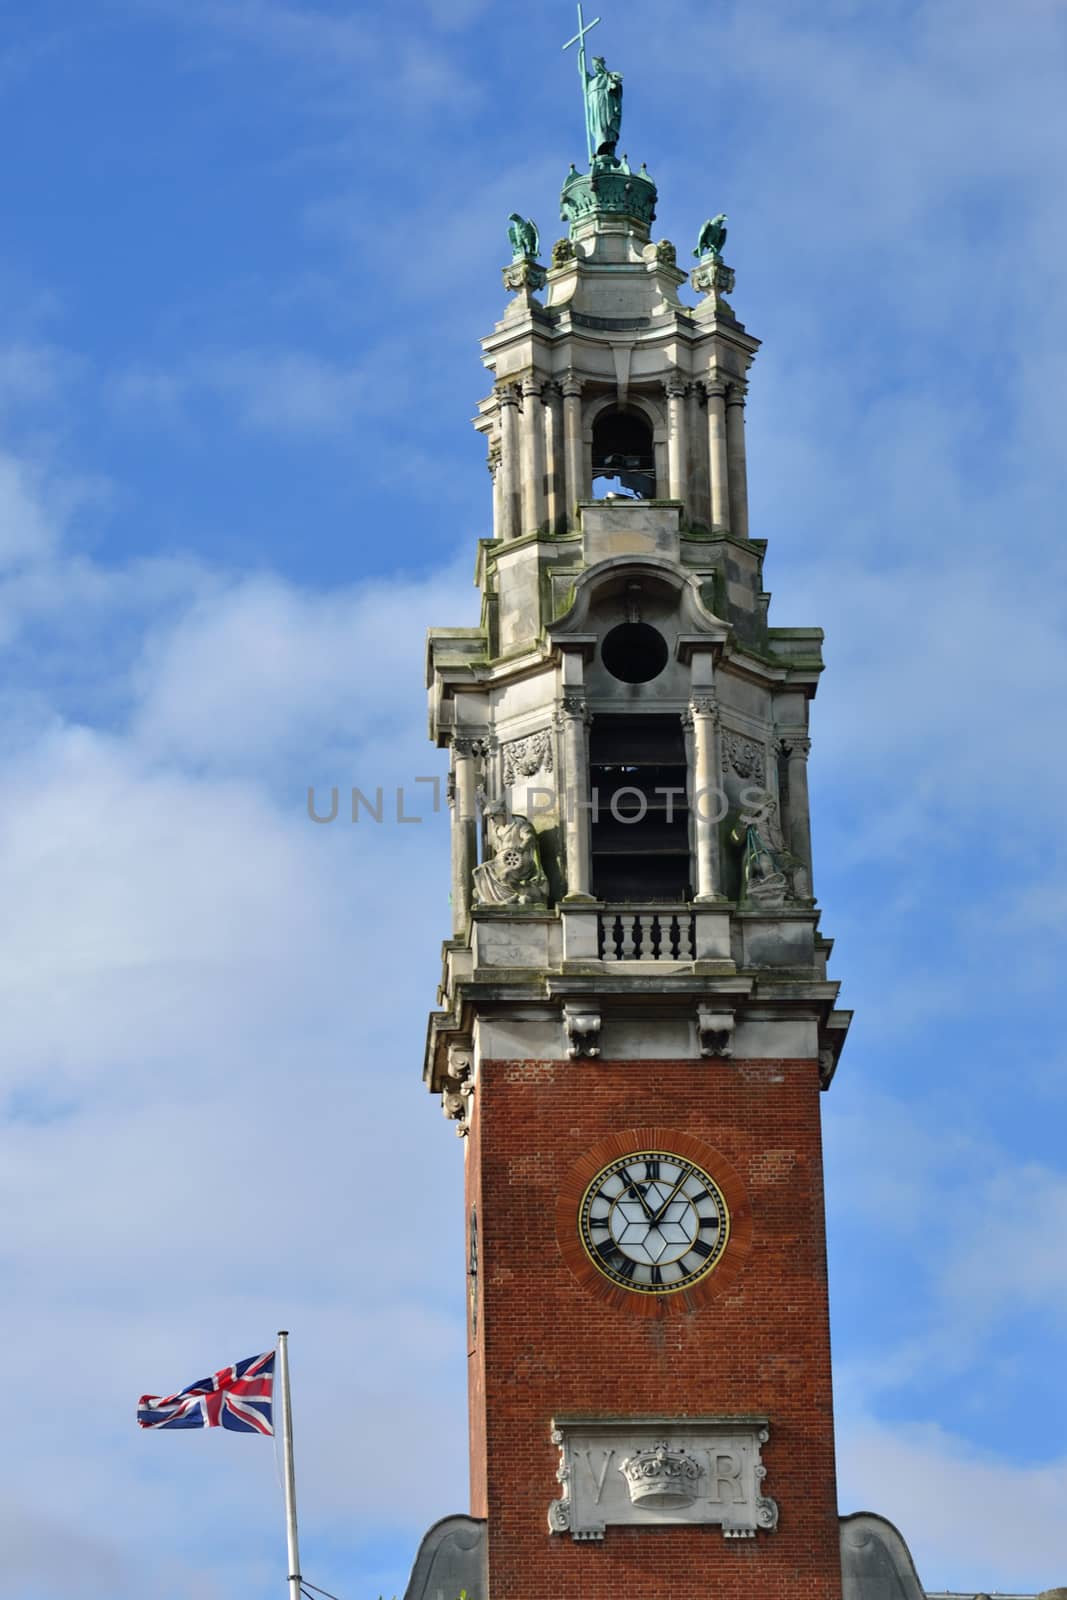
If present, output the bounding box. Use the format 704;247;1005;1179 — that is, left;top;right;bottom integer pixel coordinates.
585;55;623;157
694;214;729;260
507;213;540;261
562;4;623;164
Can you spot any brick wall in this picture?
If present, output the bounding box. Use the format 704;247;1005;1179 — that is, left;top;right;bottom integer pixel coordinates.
466;1055;842;1600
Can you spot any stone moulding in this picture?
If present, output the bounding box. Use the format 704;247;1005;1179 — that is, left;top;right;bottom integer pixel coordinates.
547;1416;779;1542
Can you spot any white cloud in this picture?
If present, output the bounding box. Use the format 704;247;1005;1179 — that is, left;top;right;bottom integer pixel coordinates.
112;349;370;436
838;1416;1067;1592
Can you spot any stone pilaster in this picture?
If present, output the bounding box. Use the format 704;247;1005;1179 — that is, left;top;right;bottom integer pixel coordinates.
688;691;723;902
557;690;594;901
543;381;565;534
687;380;709;527
450;736;483;933
704;379;729;530
561;373;583;530
726;381;750;539
665;373;688;505
521;375;546;537
780;733;814;901
488;441;502;540
496;383;521;540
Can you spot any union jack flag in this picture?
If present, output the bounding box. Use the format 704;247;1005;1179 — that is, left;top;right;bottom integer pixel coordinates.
137;1350;275;1433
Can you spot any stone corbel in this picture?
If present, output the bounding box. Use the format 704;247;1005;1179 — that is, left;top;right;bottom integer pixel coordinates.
563;1002;601;1060
697;1004;734;1058
441;1042;475;1136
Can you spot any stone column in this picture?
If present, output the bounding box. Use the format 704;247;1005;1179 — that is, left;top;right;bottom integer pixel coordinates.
665;373;689;505
561;373;583;531
705;379;729;530
689;691;723;902
488;442;502;539
496;383;521;540
725;381;750;539
559;690;593;900
450;737;482;934
780;733;814;900
521;375;546;537
687;381;708;528
543;381;565;534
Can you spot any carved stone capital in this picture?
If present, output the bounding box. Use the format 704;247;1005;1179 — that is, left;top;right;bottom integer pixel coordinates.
563;1001;601;1060
521;374;545;401
495;381;521;409
664;371;687;400
697;1005;734;1059
779;733;812;760
679;708;693;731
725;380;748;409
560;372;583;399
453;735;492;760
689;692;719;721
502;258;547;295
559;690;589;720
703;377;727;401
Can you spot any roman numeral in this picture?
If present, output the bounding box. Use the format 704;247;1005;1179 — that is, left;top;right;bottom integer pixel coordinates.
615;1256;637;1281
698;1216;720;1230
692;1238;714;1258
590;1217;610;1230
650;1265;663;1286
644;1159;661;1180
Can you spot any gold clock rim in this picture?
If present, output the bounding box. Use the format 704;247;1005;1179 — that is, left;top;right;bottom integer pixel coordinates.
577;1147;732;1295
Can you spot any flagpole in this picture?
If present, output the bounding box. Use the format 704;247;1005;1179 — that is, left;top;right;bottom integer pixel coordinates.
277;1331;302;1600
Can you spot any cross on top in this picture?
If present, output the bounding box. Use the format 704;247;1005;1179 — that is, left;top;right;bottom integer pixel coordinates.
562;2;602;165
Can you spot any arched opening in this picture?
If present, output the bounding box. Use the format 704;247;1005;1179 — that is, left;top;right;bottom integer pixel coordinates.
592;409;656;500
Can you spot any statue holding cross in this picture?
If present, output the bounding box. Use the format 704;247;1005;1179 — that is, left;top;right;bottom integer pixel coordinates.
562;4;623;165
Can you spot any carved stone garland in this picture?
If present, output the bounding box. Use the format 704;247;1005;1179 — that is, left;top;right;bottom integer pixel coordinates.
502;728;554;785
722;730;764;781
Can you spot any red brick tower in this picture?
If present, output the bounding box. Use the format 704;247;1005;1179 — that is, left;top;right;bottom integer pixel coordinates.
423;39;850;1600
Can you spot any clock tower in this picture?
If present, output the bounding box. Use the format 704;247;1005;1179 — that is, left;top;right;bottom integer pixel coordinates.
421;33;851;1600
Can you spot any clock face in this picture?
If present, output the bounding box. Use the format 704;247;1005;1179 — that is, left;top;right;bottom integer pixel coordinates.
579;1150;730;1294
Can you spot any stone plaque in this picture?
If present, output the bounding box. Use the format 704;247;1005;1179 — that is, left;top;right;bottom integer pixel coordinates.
547;1416;778;1542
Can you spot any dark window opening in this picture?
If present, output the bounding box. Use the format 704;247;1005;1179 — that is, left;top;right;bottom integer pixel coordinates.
590;715;691;902
592;410;655;500
601;621;669;684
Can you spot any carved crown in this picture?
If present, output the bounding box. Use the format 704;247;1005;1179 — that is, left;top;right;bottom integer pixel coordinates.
620;1441;703;1508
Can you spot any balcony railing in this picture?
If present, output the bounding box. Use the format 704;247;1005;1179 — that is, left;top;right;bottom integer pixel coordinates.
598;909;695;962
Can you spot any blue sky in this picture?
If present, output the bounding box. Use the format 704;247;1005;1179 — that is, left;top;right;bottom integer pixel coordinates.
2;1;1066;1596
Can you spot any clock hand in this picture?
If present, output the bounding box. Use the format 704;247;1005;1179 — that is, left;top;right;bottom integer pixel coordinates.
651;1164;694;1222
618;1165;655;1221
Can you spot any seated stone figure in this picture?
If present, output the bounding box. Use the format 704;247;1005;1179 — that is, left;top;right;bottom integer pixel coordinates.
472;809;549;908
729;795;803;905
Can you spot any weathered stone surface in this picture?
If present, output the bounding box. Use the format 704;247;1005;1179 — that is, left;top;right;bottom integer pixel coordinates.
401;1515;486;1600
548;1416;778;1542
839;1512;926;1600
